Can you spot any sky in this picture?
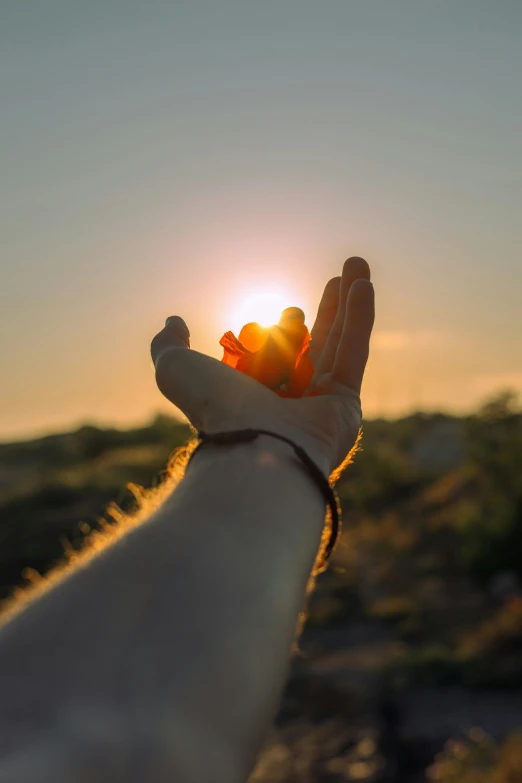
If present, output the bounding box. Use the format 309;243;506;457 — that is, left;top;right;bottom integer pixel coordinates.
1;1;521;440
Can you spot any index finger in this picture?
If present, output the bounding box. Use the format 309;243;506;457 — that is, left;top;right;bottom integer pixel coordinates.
312;257;371;382
309;276;341;367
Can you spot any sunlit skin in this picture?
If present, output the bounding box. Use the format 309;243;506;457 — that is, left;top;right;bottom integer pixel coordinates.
0;258;374;782
152;256;374;474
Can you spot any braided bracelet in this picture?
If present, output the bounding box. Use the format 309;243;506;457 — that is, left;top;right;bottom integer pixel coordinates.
187;428;341;568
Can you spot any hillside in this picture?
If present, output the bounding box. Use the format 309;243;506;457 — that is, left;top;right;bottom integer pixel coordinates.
1;393;521;781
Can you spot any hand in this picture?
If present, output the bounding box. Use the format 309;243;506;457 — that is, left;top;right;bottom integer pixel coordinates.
150;257;375;477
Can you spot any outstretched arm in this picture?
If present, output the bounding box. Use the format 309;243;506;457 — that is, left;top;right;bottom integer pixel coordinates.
0;258;374;783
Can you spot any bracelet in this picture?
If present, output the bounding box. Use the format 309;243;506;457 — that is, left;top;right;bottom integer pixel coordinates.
187;428;341;568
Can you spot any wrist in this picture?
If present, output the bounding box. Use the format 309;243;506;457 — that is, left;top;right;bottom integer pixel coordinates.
192;423;330;481
186;432;307;475
178;439;324;563
189;431;328;482
183;430;339;567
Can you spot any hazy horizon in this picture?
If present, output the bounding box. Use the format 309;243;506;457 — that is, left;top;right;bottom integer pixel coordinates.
2;1;521;439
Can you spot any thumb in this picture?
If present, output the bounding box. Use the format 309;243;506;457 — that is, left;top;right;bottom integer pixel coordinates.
150;316;190;365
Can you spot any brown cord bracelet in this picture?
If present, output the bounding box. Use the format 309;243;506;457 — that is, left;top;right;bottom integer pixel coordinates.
187;428;341;568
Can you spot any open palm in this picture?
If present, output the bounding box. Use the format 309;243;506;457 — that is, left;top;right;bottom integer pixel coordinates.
151;257;375;477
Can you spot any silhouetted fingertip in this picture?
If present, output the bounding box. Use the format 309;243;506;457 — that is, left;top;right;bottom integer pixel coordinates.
346;281;375;330
325;276;342;292
165;314;183;327
314;277;341;319
151;316;191;363
164;316;190;338
349;278;374;299
343;257;371;281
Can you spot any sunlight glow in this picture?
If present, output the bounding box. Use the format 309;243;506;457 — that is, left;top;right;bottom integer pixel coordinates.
231;289;292;332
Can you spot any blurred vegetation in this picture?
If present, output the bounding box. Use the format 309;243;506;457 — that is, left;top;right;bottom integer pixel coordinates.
1;392;521;780
425;728;522;782
0;414;190;598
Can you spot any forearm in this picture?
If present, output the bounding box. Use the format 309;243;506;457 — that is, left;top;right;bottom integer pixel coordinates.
0;436;325;781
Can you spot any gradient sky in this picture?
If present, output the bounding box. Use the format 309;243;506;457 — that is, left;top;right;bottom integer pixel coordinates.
1;1;521;440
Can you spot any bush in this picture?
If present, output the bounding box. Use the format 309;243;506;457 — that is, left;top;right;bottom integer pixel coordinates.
426;728;522;782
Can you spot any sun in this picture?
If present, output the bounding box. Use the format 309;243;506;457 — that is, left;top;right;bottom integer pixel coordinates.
231;289;291;332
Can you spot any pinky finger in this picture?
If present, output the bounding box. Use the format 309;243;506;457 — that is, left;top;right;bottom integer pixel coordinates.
332;279;375;392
